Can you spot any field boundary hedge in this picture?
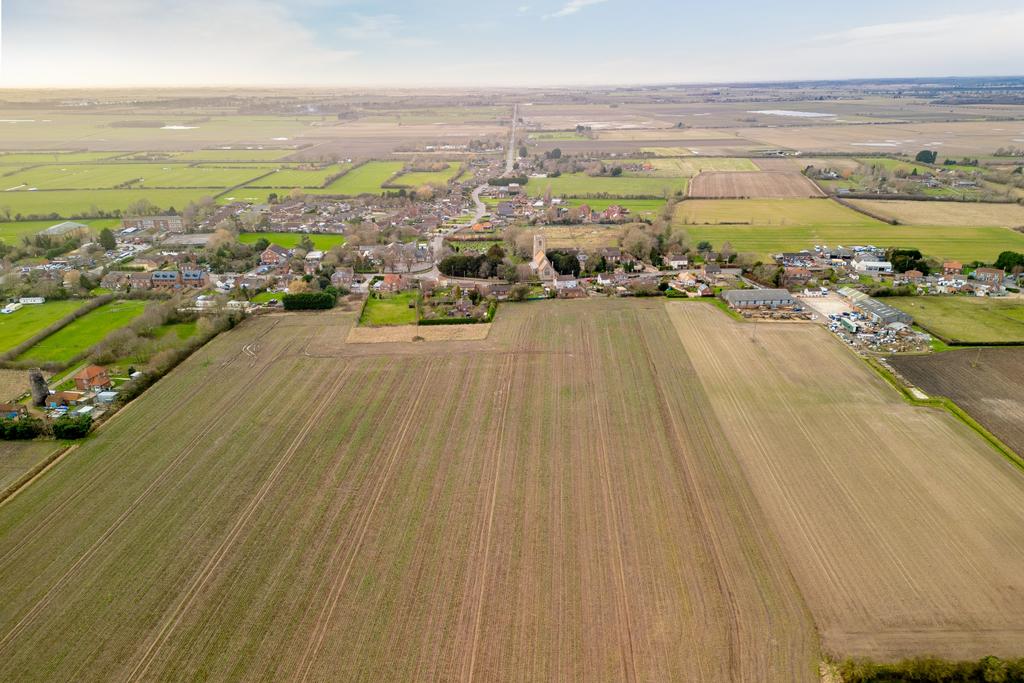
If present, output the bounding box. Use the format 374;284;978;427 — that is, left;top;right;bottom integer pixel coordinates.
0;295;114;364
832;197;898;224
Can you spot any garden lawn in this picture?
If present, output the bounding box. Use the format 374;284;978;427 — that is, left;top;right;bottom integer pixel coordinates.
0;300;86;354
886;297;1024;344
389;163;464;187
17;300;147;364
237;232;345;250
527;173;686;198
359;293;418;326
321;162;405;195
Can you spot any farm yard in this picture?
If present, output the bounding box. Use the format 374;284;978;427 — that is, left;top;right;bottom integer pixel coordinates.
670;303;1024;661
687;171;824;198
845;199;1024;227
16;300;147;364
889;348;1024;458
886;296;1024;344
0;301;1021;680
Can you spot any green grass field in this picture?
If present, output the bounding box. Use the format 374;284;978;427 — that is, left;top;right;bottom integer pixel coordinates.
677;198;879;227
244;163;351;189
0;189;217;219
321;161;405;196
2;163;265;191
17;300;147;364
0;300;85;354
526;173;686;198
237;232;346;250
0;151;124;166
564;198;666;217
886;297;1024;343
0;218;118;244
359;292;418;326
679;224;1024;262
389;163;464;188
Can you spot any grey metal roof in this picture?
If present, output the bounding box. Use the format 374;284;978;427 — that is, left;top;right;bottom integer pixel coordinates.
723;289;794;304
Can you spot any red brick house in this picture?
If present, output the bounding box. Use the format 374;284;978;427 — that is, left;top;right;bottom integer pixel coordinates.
261;244;291;266
973;267;1005;287
74;365;112;392
942;260;963;277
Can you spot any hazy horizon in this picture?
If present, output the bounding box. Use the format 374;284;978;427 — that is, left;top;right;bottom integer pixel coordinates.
3;0;1024;88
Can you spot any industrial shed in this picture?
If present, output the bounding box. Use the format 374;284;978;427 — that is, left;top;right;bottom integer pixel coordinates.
722;289;796;309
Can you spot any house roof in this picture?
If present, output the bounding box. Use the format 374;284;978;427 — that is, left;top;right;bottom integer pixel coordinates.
264;244;290;256
75;365;107;380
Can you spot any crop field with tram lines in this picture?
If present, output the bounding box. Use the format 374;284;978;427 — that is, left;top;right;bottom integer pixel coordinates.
0;300;1021;680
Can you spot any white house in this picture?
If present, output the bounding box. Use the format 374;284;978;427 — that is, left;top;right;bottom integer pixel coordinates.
853;260;893;275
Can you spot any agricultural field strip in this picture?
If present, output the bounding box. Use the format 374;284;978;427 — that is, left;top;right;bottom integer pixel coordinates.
669;304;1024;660
0;318;296;649
0;303;821;680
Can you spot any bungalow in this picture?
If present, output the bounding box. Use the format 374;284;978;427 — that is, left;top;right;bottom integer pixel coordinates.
784;266;813;286
73;365;112;392
702;263;722;280
46;391;84;410
261;244;291;266
0;403;27;420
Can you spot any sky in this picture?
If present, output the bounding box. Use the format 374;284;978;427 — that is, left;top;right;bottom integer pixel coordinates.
2;0;1024;88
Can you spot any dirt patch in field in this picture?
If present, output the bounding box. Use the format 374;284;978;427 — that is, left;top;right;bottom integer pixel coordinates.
346;323;491;344
688;171;825;198
889;347;1024;457
0;370;27;402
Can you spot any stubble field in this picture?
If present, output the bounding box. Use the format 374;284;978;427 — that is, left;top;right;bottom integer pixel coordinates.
688;171;825;198
0;300;1022;681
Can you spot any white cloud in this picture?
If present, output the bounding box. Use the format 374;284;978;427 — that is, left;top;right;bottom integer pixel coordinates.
545;0;609;19
808;9;1024;52
0;0;357;87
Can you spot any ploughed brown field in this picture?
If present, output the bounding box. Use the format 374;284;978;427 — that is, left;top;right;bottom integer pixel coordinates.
688;171;825;198
889;347;1024;457
0;300;1022;681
